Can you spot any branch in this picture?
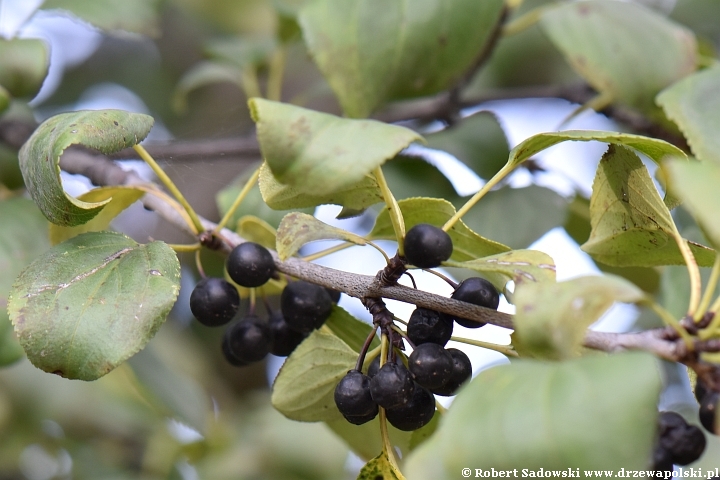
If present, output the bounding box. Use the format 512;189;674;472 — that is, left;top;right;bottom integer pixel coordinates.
57;149;705;365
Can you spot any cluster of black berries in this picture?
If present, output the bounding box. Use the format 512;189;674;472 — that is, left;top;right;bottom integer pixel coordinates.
189;242;339;366
696;380;719;436
334;224;502;431
651;411;707;472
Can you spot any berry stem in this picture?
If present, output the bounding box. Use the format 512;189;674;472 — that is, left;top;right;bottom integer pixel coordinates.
133;144;205;234
642;300;694;348
669;227;702;318
240;65;262;99
266;47;286;102
696;254;720;322
301;242;354;261
362;345;381;371
449;335;519;357
249;288;256;315
420;268;459;289
373;166;406;254
379;406;406;479
355;326;379;371
167;243;201;253
442;163;515;232
391;324;416;350
214;166;261;234
195;249;206;279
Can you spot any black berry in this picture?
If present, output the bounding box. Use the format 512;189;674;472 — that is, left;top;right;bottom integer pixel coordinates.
694;379;707;404
227;242;275;288
385;383;435;431
403;223;453;269
280;281;333;333
189;277;240;327
650;447;674;474
658;411;706;465
367;354;402;378
407;308;453;346
223;315;271;363
334;370;378;425
268;311;307;357
700;391;719;435
369;361;414;410
408;343;453;390
432;348;472;396
221;334;248;367
450;277;499;329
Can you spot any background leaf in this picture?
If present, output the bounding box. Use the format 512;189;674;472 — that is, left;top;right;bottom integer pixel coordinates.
276;212;367;260
271;329;356;422
512;275;644;360
324;306;378;354
49;186;145;245
540;0;696;113
41;0;162;36
19;110;154;227
173;61;244;113
8;231;180;381
581;145;715;267
0;198;50;367
382;156;461;204
656;65;720;165
663;160;720;250
299;0;505;118
250;98;422;195
258;162;383;212
236;215;277;250
425;111;510;180
462;185;568;249
0;38;49;99
404;353;662;477
369;197;510;261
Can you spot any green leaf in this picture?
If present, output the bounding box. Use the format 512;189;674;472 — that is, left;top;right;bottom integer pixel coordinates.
205;36;276;68
656;65;720;165
356;452;404;480
250;99;422;196
0;198;50;366
512;275;645;360
324;306;378;354
462;185;568;249
299;0;505;118
8;231;180;381
445;249;556;291
217;166;315;229
0;38;49;99
128;346;210;434
276;212;367;260
382;156;461;204
405;353;662;477
236;215;277;250
581;145;715;267
425;111;510;180
271;329;356;422
369;197;510;261
663;160;720;250
19;110;154;227
49;186;145;245
539;0;696;113
258;161;383;212
173;61;244;113
41;0;161;36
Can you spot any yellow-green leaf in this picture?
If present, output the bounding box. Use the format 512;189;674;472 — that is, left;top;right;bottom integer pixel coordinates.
276;212;367;260
49;186;145;245
357;451;404;480
445;250;556;291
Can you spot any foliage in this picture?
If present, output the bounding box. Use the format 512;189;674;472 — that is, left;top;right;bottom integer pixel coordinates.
2;0;720;478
